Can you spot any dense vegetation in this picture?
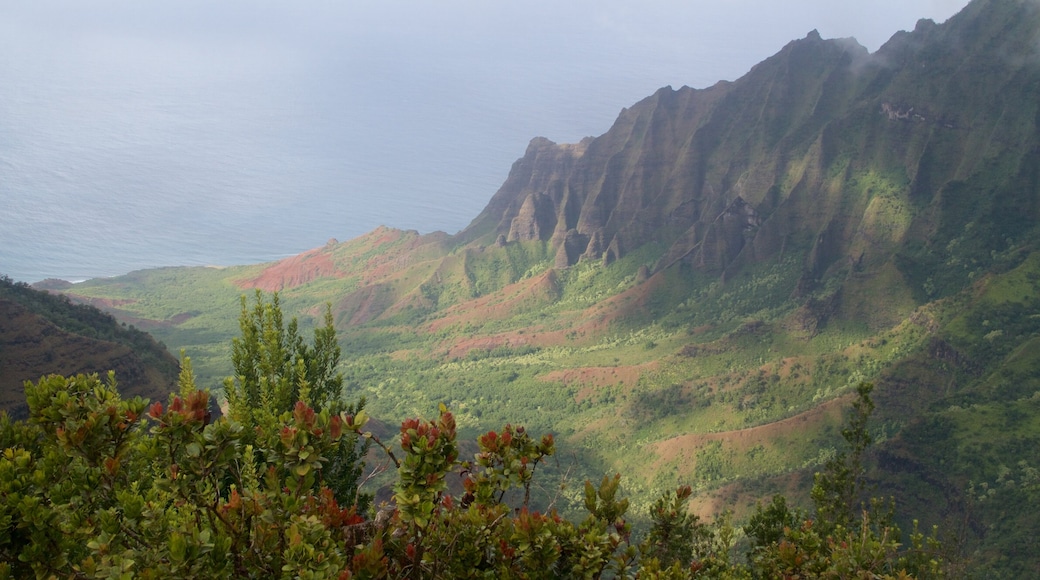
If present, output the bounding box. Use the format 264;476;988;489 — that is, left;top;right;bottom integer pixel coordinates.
0;363;949;577
54;229;1040;576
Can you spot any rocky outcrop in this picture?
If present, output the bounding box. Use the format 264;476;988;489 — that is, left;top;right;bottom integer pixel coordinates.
554;229;588;269
459;137;588;245
508;192;557;242
458;31;873;273
457;0;1040;298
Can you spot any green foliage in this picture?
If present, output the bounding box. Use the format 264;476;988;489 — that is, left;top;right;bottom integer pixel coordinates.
223;291;368;509
393;406;459;530
29;10;1040;576
745;495;803;554
1;372;363;578
50;241;1030;573
465;423;555;509
39;228;922;513
643;485;705;569
743;382;949;579
811;381;875;532
224;291;310;418
896;170;1038;303
0;369;955;578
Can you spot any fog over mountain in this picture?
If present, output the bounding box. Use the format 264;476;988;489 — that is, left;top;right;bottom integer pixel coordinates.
0;1;968;283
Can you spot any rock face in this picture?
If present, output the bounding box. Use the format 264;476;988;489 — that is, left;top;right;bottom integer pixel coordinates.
459;0;1040;300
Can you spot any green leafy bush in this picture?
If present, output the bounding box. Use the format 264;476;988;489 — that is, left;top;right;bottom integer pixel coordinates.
0;375;952;578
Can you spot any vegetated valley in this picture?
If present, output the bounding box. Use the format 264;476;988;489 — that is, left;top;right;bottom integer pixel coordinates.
33;0;1040;574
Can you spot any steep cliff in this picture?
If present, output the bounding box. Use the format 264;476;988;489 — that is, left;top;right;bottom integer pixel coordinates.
460;0;1040;313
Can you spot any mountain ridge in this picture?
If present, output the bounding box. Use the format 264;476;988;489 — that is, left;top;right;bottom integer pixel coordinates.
462;0;1039;304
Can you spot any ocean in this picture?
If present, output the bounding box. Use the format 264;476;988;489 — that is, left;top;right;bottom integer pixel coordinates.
0;1;967;284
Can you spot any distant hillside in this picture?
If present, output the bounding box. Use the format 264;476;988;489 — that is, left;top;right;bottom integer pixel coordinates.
0;276;178;419
57;0;1040;575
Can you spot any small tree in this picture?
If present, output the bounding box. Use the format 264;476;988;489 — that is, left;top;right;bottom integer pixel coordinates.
223;290;368;508
811;381;875;532
751;381;948;579
225;291;307;423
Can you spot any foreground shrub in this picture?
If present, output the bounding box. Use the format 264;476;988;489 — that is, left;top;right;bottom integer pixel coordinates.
0;375;947;578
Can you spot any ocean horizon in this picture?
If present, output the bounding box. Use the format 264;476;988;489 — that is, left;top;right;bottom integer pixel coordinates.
0;1;968;284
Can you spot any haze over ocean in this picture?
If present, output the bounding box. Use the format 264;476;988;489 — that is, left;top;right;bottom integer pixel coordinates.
0;1;967;283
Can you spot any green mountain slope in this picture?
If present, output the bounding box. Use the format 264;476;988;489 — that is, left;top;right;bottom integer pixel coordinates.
57;0;1040;574
0;277;179;419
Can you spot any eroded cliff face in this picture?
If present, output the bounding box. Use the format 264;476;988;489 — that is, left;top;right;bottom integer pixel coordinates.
459;0;1040;305
459;32;871;279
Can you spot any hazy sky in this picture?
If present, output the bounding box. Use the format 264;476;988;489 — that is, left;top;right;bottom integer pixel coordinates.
0;0;972;282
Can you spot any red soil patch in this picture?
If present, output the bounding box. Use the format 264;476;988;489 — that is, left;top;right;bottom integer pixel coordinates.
539;362;658;403
72;296;137;309
648;394;853;476
420;271;568;358
352;230;447;283
428;268;665;354
368;227;406;247
445;334;530;359
401;264;675;364
480;269;669;350
427;270;558;335
688;471;811;521
237;246;343;292
558;269;668;341
382;262;668;361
